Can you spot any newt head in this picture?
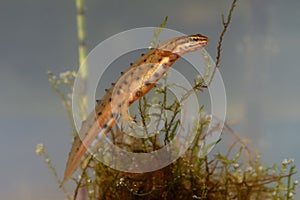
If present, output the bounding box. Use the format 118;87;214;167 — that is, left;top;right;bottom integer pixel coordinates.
158;34;208;56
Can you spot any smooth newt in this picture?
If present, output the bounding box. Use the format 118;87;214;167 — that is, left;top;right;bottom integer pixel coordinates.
62;34;208;185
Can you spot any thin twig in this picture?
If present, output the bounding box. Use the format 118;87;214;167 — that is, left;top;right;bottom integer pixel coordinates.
150;16;168;48
207;0;238;86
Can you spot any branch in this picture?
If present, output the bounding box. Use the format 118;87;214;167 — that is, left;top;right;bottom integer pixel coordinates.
207;0;238;86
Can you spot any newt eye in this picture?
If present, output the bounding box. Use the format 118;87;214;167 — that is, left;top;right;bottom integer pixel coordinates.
188;34;208;43
189;37;199;42
189;36;205;43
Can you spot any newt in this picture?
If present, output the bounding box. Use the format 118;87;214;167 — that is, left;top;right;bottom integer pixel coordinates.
62;34;208;185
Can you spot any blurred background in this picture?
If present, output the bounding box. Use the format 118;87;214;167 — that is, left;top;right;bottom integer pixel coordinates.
0;0;299;199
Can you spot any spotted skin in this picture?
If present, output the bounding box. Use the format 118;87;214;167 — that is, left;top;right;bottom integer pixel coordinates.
62;34;208;185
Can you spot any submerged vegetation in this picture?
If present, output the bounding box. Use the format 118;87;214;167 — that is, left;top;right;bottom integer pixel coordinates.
36;0;298;199
39;68;298;200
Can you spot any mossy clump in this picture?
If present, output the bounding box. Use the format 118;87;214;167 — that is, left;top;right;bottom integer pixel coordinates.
39;71;297;200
